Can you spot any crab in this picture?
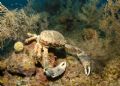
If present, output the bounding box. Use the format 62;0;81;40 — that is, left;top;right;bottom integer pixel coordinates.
25;30;91;77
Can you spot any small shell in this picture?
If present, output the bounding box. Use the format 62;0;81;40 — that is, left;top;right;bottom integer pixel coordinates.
14;41;24;52
44;61;66;78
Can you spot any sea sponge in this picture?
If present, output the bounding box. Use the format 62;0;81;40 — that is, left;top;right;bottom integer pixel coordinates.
82;28;98;41
14;41;24;52
103;57;120;81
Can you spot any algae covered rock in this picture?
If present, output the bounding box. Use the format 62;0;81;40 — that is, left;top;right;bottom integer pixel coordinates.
14;41;24;52
2;73;32;86
0;60;7;71
35;68;48;86
7;53;36;76
103;57;120;81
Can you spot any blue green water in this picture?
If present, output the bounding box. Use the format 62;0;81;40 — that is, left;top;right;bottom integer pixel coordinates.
0;0;107;10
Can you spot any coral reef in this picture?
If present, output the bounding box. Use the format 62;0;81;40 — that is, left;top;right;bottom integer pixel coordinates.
0;40;58;86
0;9;41;49
0;0;120;85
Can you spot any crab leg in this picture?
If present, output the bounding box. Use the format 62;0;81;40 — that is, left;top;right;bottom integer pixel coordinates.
65;44;91;76
25;33;37;43
43;47;67;78
77;51;91;76
34;42;42;58
42;46;49;69
27;33;37;37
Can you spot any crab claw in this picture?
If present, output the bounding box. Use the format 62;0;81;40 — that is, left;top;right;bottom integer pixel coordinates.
84;62;91;76
77;52;91;76
44;61;66;78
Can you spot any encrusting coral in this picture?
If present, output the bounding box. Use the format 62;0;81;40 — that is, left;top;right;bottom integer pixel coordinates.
14;41;24;52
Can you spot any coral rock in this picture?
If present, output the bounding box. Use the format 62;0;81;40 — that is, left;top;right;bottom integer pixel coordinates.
7;53;36;76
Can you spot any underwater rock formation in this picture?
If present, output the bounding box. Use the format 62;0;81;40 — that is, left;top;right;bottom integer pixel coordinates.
0;0;120;86
7;53;36;76
0;40;57;86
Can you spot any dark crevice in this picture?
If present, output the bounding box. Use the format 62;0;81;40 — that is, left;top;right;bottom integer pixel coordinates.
7;71;26;77
48;47;66;58
0;70;4;76
0;39;15;58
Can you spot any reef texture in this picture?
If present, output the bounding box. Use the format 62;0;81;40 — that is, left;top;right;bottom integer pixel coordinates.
0;41;57;86
0;0;120;86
